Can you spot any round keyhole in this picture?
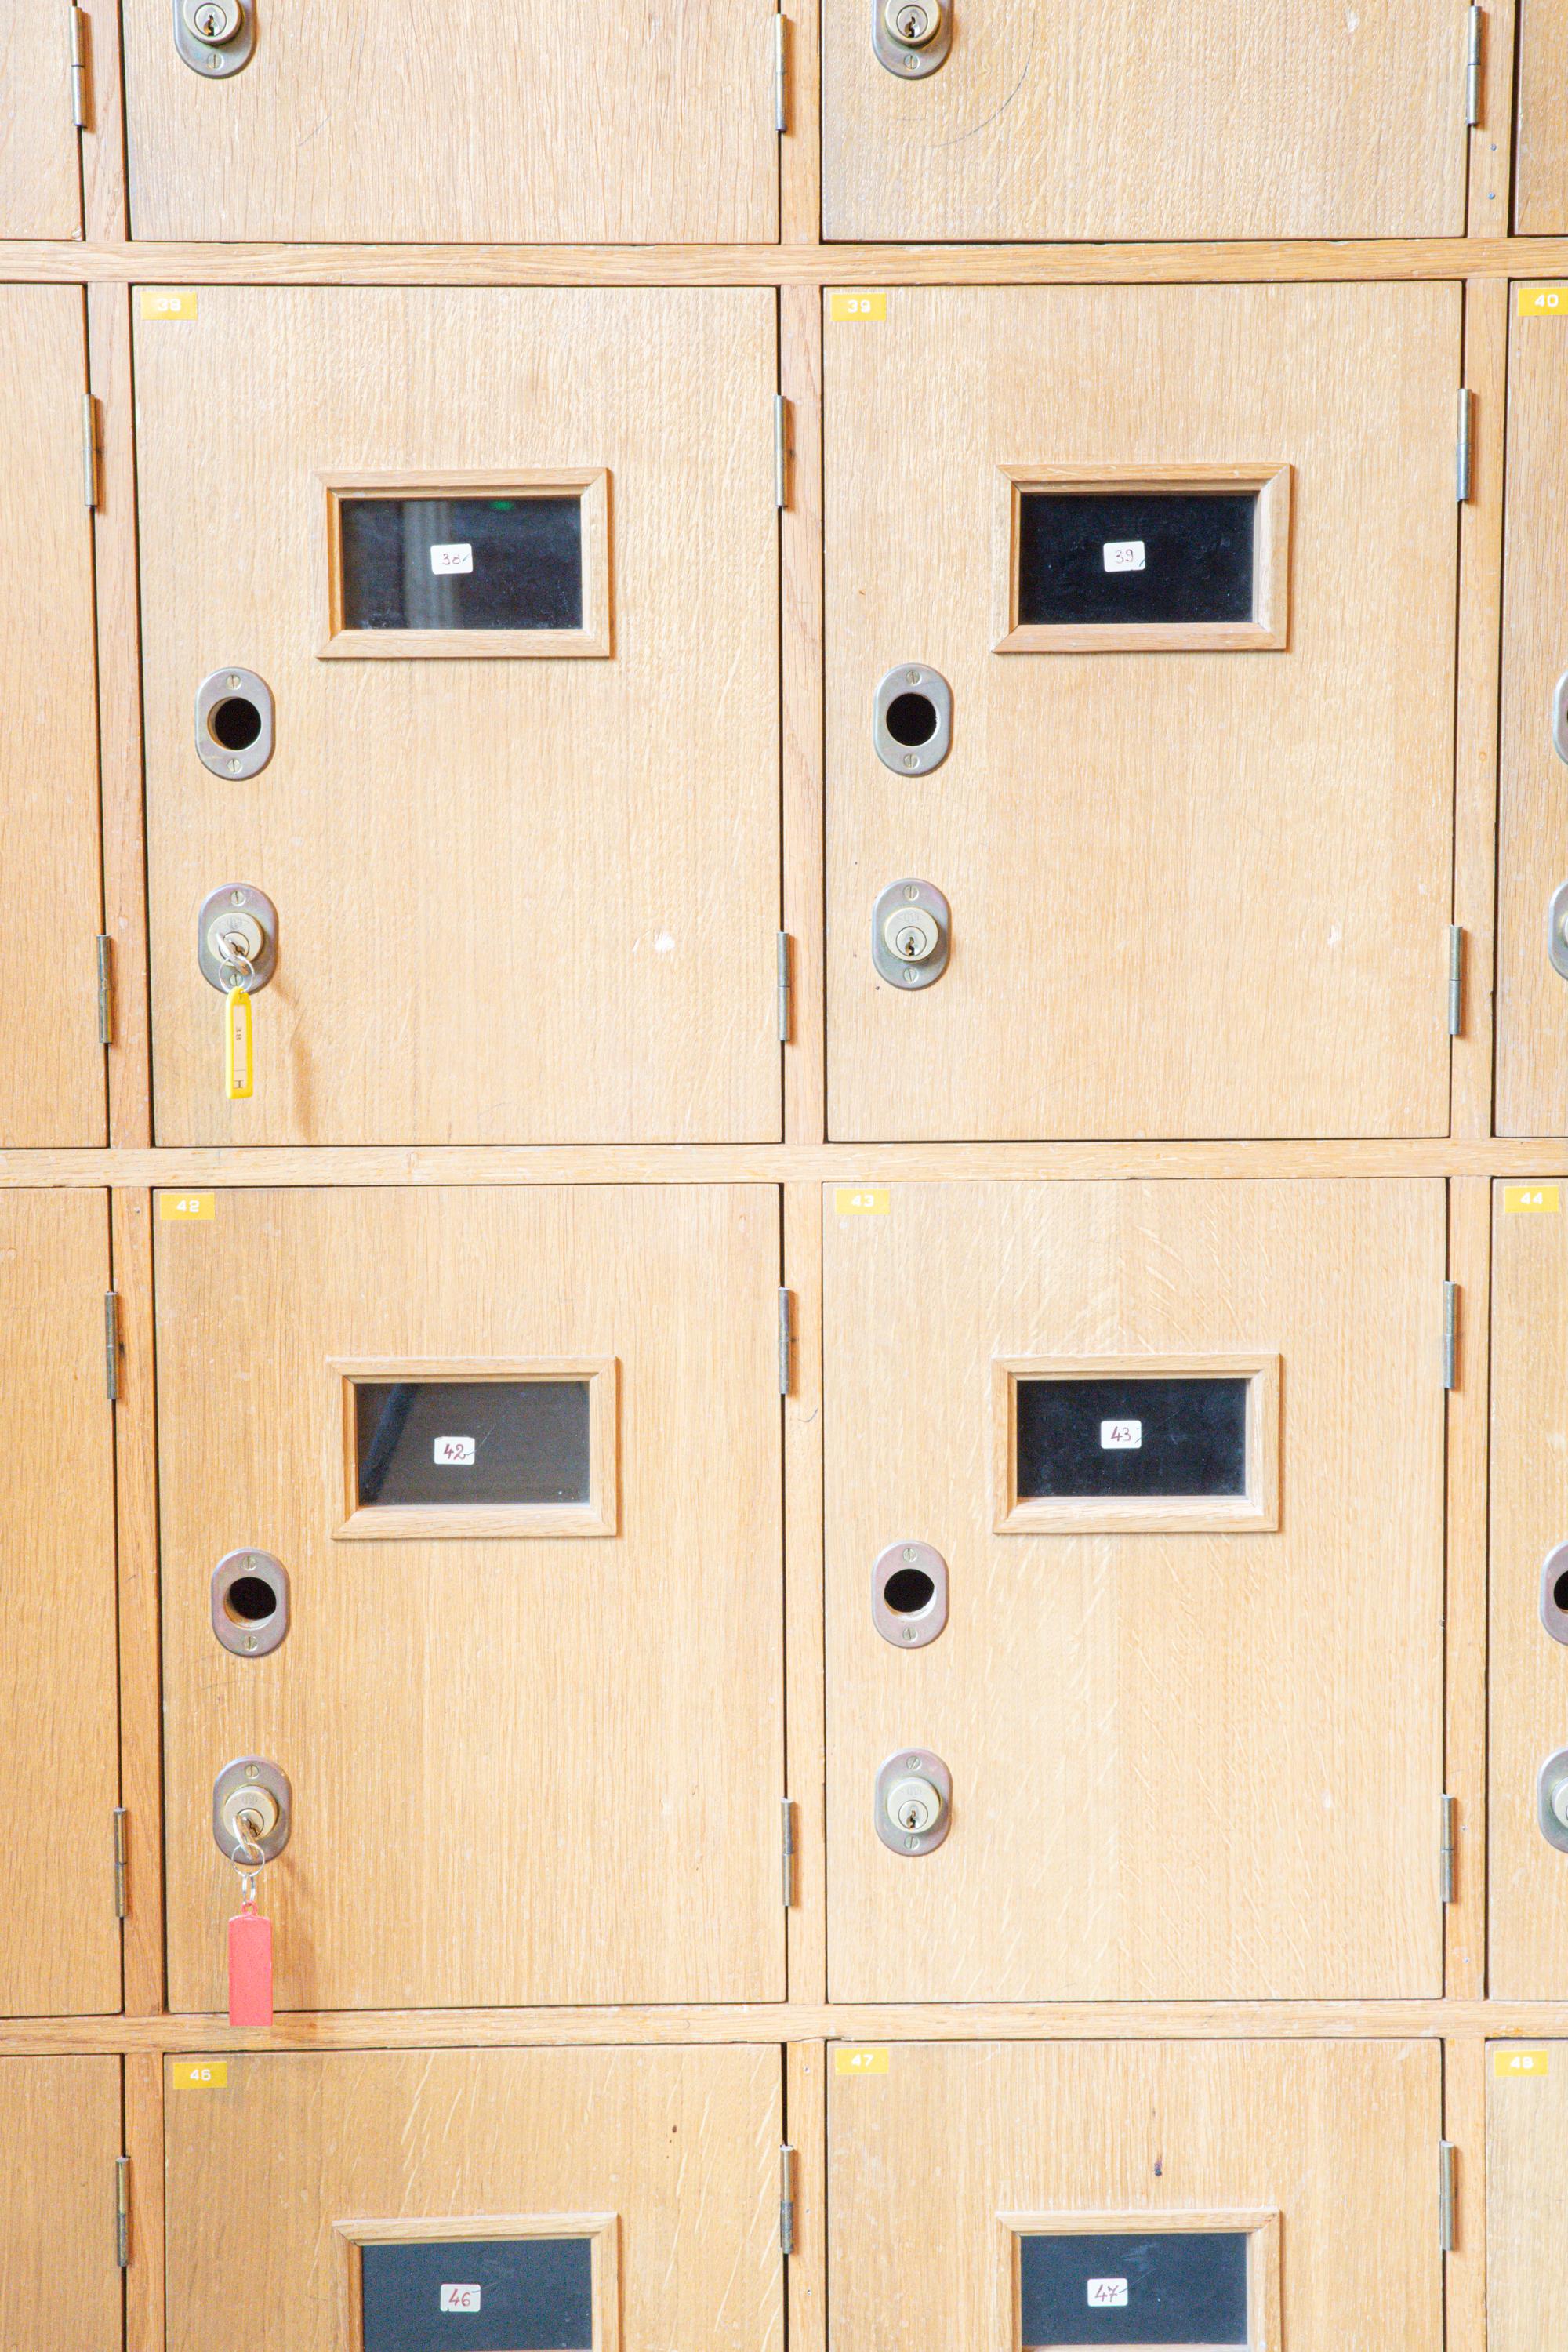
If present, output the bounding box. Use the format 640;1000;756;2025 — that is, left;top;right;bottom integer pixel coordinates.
884;691;938;748
1554;1569;1568;1615
882;1565;935;1616
208;695;263;753
223;1573;278;1624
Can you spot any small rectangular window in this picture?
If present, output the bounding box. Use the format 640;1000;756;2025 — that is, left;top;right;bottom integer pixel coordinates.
320;470;610;658
1001;2214;1277;2352
332;1359;618;1539
996;464;1290;653
993;1356;1279;1534
361;2235;593;2352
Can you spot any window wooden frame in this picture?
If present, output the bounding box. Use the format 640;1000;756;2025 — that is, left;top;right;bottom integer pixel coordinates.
994;462;1292;653
334;2212;619;2352
318;467;612;659
992;1352;1281;1535
331;1356;619;1540
998;2209;1280;2352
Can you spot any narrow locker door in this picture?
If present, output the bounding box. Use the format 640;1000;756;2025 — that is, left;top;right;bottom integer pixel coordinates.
1497;288;1568;1133
165;2046;786;2352
829;2041;1441;2352
825;1180;1446;2002
825;283;1460;1142
822;0;1468;241
1488;1183;1568;1995
136;287;780;1146
0;1192;120;2015
1490;2042;1568;2350
1517;9;1568;231
0;287;105;1143
0;10;82;236
0;2057;123;2351
156;1185;785;2010
122;1;778;243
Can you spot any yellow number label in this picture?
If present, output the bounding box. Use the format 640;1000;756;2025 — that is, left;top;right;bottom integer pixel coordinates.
835;1186;891;1217
834;2047;889;2074
224;985;253;1102
1517;286;1568;318
829;292;887;323
172;2060;228;2089
1494;2049;1551;2077
158;1193;216;1222
1504;1185;1559;1214
139;289;199;321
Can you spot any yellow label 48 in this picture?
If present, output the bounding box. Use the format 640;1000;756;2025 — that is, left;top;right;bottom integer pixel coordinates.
1494;2049;1551;2078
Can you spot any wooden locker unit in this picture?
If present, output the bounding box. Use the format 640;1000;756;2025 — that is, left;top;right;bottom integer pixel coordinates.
824;282;1461;1142
822;0;1469;242
1515;8;1568;232
0;9;82;238
1489;2042;1568;2350
134;285;781;1147
0;1190;121;2016
0;2056;123;2350
0;285;106;1145
1496;285;1568;1133
120;0;780;242
828;2039;1443;2352
824;1179;1446;2002
1487;1181;1568;1995
163;2044;786;2352
154;1185;786;2011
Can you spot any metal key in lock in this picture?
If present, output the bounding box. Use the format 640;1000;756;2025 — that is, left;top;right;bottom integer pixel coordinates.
198;885;278;1102
213;1759;291;2025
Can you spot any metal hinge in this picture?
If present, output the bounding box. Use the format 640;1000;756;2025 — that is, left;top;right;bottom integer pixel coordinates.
82;394;100;510
1465;5;1483;127
70;4;89;129
1443;1282;1459;1391
781;1797;795;1908
1447;925;1464;1037
96;933;112;1042
1440;1793;1456;1904
1439;2140;1457;2252
777;931;793;1042
774;13;788;132
778;1289;793;1396
114;2155;130;2269
779;2143;797;2255
113;1807;128;1918
1456;388;1473;503
103;1290;120;1402
774;394;789;510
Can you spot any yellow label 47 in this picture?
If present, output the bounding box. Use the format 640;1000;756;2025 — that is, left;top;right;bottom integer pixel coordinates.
834;2046;889;2075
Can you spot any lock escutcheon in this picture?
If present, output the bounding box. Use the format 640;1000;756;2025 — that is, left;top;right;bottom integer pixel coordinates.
872;0;952;74
874;1748;952;1855
198;884;278;993
173;0;255;75
212;1755;292;1865
871;878;950;990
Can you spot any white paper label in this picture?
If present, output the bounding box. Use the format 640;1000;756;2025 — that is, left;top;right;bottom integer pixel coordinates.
429;543;474;575
433;1436;476;1465
1102;539;1145;573
1100;1419;1142;1450
1087;2279;1129;2307
439;2284;482;2314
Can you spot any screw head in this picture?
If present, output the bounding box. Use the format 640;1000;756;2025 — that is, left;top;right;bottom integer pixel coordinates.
902;751;918;769
229;889;247;906
903;884;920;901
243;1763;259;1781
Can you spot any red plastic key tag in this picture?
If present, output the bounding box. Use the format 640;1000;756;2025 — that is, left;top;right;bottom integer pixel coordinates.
227;1901;273;2029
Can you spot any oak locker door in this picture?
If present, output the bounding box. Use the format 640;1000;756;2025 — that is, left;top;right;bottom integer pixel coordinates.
824;1180;1446;2002
0;2058;122;2350
0;1192;120;2015
156;1185;785;2010
0;10;82;236
1497;289;1568;1133
822;0;1468;241
1517;11;1568;230
121;0;779;241
0;286;105;1144
165;2045;785;2352
828;2041;1441;2352
1487;1182;1568;1995
1490;2042;1568;2350
824;284;1460;1142
136;286;780;1146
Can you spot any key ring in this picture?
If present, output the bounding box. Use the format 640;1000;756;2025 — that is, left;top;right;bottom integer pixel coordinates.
219;946;254;993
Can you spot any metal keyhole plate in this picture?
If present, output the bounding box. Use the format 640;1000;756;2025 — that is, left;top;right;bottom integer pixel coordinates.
212;1755;292;1864
871;0;952;77
173;0;255;75
872;1540;949;1648
872;877;950;989
875;1748;952;1857
198;884;278;993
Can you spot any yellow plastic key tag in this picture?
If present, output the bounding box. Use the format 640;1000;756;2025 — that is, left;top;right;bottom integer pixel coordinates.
223;983;253;1101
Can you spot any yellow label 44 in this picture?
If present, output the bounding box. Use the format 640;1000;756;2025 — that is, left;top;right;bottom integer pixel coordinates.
224;985;253;1101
